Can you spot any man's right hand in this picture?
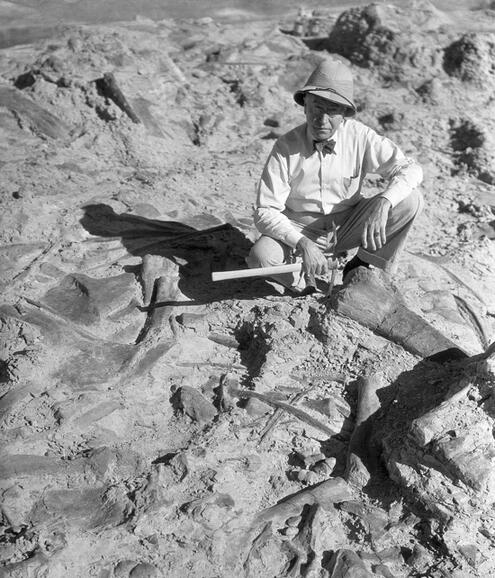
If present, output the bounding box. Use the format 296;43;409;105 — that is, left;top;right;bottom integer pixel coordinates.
296;237;329;279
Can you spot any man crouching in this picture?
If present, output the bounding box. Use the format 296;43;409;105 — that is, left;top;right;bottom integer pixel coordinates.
247;58;423;293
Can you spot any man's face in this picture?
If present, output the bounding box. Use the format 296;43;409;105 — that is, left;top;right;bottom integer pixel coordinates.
304;93;347;142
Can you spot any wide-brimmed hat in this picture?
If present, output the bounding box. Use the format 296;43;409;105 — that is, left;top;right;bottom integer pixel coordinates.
294;59;356;115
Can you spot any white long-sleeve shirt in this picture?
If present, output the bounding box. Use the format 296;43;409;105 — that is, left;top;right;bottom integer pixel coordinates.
254;119;423;248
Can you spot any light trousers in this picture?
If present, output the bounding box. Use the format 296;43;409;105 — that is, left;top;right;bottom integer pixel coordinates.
247;189;424;290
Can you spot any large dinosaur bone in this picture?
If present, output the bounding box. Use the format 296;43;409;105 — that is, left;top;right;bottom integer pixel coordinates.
332;267;467;360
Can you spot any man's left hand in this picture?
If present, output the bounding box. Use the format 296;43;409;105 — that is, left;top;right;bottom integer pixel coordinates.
361;197;392;251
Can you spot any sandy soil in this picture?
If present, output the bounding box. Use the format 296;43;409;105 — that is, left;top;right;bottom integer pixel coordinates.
1;1;495;577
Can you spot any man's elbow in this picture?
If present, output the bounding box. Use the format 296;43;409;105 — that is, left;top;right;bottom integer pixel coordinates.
397;157;423;188
253;206;274;228
253;206;268;231
412;159;424;187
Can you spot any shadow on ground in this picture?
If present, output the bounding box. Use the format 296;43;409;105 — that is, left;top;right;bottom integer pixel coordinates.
80;203;276;304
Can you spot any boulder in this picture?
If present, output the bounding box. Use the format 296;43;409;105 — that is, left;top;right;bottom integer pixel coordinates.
450;118;495;185
443;32;495;84
325;2;444;80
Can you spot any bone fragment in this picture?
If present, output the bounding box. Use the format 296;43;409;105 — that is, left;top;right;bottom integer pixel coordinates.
345;373;387;488
162;54;188;83
10;241;58;285
135;259;180;345
252;477;353;528
231;387;337;437
409;251;487;307
333;267;468;360
258;382;318;445
453;294;489;351
410;380;472;446
97;72;141;123
283;504;324;578
140;254;168;306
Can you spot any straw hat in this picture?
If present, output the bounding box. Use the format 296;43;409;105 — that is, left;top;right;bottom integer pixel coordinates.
294;59;356;115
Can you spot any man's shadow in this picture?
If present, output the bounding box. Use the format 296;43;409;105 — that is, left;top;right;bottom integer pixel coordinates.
79;204;275;304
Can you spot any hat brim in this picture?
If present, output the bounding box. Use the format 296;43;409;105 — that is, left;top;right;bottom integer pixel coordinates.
294;88;356;115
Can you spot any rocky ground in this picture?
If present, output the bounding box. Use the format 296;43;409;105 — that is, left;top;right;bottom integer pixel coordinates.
1;1;495;577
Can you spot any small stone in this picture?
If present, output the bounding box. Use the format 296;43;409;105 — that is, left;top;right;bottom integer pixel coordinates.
168;453;189;482
301;452;326;468
132;203;161;219
477;357;495;381
177;312;208;333
285;515;301;527
297;469;309;482
114;560;136;577
282;526;299;538
207;331;238;348
388;501;403;524
173;386;217;425
244;397;271;417
458;543;479;568
372;563;395;578
328;549;373;577
297;470;319;485
146;534;159;545
214;493;235;508
264;117;280;128
313;457;336;477
407;544;434;573
129;562;160;577
245;454;262;472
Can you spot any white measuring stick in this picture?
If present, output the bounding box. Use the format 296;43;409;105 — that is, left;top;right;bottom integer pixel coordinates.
212;263;302;281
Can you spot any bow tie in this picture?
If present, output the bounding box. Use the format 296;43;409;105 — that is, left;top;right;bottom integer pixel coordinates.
314;139;336;155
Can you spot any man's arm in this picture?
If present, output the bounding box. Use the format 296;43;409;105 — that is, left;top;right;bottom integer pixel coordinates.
361;129;423;250
254;144;304;249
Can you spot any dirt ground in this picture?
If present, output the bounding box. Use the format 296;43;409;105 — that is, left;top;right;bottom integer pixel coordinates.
1;1;495;577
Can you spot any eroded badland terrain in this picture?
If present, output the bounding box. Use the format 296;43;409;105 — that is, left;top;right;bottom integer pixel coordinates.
1;1;495;576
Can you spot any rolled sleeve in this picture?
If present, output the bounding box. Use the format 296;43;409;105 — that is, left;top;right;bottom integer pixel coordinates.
364;129;423;208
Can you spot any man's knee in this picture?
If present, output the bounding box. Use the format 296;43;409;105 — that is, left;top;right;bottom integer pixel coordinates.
394;188;424;222
247;236;288;268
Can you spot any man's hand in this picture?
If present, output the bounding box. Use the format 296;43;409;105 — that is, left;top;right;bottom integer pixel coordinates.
362;197;392;251
296;237;329;280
